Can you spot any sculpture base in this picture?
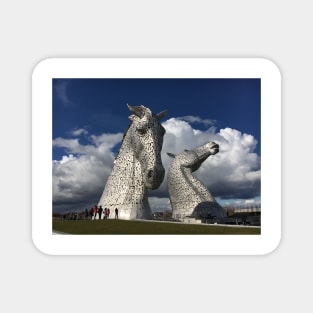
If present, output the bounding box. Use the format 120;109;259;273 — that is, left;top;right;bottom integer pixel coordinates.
172;200;226;221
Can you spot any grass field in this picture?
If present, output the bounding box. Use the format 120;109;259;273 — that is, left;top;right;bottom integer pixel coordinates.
53;219;261;235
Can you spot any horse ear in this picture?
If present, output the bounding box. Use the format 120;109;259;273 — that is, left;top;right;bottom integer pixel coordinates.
156;110;167;120
167;152;176;158
127;103;145;118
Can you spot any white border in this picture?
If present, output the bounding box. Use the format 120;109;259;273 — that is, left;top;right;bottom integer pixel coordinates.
32;58;281;255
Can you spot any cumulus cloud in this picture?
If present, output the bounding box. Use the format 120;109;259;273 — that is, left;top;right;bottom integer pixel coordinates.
150;118;260;202
53;132;123;213
53;118;260;213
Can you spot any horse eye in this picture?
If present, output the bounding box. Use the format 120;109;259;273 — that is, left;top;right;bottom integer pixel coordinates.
137;126;148;135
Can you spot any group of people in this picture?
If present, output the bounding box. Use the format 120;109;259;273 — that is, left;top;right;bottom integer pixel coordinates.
85;205;119;220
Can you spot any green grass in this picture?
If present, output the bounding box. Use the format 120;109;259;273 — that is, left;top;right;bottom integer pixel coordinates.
53;219;261;235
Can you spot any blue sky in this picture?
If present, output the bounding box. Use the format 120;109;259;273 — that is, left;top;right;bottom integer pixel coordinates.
52;78;261;213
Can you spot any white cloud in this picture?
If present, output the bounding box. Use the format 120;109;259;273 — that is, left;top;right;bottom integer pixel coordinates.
53;118;260;213
152;118;260;201
177;115;216;127
54;154;76;165
71;128;88;137
53;133;123;212
53;133;123;159
53;154;112;202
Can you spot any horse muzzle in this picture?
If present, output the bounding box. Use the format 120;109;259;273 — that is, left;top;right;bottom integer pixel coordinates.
145;167;165;189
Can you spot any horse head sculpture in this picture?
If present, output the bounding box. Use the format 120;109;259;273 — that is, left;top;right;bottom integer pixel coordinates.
167;141;226;220
127;104;167;190
97;104;167;220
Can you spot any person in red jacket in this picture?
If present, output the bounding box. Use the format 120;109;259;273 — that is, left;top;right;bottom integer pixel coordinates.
93;205;98;220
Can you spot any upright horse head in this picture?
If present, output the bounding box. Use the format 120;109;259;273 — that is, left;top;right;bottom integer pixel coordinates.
97;104;167;220
127;103;167;190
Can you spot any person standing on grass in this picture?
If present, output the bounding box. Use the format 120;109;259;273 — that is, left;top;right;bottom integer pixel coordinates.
98;205;103;220
115;208;118;219
106;208;110;219
89;207;93;220
93;205;98;220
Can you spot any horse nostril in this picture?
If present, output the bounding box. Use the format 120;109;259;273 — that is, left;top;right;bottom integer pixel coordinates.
147;170;153;178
